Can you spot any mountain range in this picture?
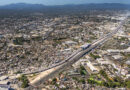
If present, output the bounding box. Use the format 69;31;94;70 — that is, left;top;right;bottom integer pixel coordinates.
0;3;130;10
0;3;130;18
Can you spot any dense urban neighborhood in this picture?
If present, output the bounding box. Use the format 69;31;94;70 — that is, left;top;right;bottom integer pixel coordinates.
0;3;129;90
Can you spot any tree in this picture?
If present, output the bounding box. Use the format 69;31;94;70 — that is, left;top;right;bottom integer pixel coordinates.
90;53;100;59
125;81;130;88
51;78;57;85
99;70;111;81
19;75;29;88
79;79;86;84
80;65;87;75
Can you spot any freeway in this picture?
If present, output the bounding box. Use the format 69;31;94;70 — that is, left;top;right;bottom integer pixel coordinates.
24;15;129;75
28;15;129;87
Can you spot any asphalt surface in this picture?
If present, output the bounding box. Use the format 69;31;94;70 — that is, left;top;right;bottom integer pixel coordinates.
27;15;129;87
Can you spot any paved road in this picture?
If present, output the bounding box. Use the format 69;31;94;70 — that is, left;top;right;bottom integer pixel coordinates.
28;15;129;87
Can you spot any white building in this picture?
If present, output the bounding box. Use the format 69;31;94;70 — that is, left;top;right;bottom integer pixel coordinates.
64;40;77;46
87;61;99;73
96;58;112;65
125;60;130;65
112;55;123;60
107;47;130;53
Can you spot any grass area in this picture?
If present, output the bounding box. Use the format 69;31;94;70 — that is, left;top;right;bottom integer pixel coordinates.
72;77;86;84
90;53;101;59
87;40;92;43
87;70;130;88
99;70;112;82
87;77;103;86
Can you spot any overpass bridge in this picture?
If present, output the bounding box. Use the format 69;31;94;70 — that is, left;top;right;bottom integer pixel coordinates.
25;14;129;88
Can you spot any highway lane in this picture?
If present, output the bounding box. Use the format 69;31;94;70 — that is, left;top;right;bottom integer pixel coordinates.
24;48;83;75
28;15;129;87
24;15;128;75
29;38;107;86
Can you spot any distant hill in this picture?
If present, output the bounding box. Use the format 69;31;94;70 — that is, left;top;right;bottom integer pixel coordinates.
0;3;45;10
0;3;130;10
0;3;129;18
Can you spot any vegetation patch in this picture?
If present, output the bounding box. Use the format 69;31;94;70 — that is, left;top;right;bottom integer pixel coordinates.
18;75;29;88
90;53;101;59
80;65;87;75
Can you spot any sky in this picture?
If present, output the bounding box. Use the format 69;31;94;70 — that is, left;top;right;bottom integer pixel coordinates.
0;0;130;6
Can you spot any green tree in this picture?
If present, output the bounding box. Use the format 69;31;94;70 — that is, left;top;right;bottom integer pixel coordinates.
51;78;57;85
80;65;87;75
19;75;29;88
125;81;130;88
79;79;86;84
90;53;100;59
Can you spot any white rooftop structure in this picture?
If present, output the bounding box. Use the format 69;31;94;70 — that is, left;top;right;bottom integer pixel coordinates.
107;47;130;53
126;74;130;79
0;76;8;81
0;84;10;90
87;61;99;72
64;40;77;46
96;58;112;65
125;60;130;65
112;64;121;71
120;69;128;76
62;48;72;51
112;55;123;60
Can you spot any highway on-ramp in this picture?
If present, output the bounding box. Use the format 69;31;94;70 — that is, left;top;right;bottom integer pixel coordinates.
27;15;129;87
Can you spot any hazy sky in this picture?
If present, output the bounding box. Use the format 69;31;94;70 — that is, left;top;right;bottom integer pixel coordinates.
0;0;130;5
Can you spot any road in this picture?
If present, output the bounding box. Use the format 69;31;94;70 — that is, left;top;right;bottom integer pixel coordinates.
27;15;129;87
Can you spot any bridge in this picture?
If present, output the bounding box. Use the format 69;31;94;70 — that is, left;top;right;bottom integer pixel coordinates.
25;14;129;87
